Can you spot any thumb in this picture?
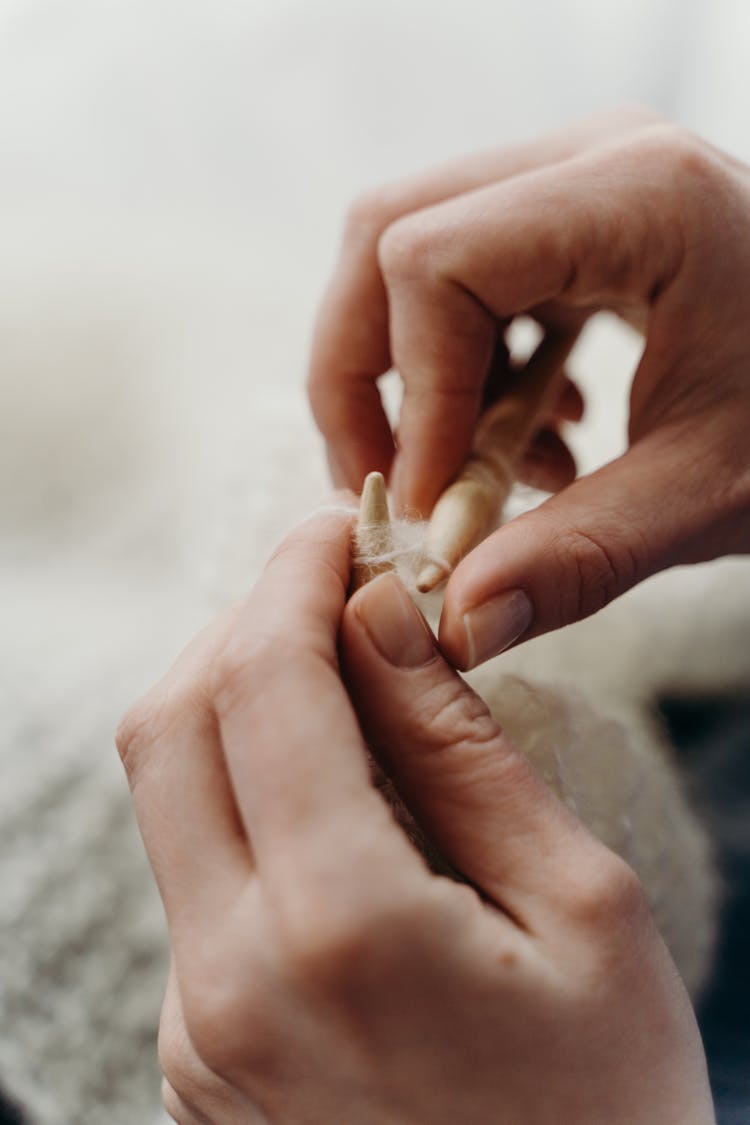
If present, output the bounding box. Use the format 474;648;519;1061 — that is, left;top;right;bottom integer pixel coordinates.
340;572;603;929
438;424;722;670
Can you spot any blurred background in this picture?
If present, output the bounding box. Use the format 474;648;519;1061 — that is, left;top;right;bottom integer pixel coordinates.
2;2;750;1122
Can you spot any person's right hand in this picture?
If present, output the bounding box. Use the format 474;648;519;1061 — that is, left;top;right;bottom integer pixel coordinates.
308;107;750;668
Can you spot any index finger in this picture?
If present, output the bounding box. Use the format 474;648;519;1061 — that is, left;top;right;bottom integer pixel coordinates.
210;505;420;884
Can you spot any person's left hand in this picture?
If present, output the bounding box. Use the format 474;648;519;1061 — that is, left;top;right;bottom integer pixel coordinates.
117;505;713;1125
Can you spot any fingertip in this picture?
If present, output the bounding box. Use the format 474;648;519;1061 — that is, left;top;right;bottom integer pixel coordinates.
391;453;467;520
554;375;586;424
436;606;471;671
517;428;577;493
389;452;437;518
329;442;394;499
311;370;397;496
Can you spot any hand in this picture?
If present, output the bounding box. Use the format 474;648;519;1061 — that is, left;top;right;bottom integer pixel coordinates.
308;107;750;667
118;506;714;1124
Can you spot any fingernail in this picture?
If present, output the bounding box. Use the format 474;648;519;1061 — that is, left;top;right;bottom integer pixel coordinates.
462;589;533;668
356;573;437;668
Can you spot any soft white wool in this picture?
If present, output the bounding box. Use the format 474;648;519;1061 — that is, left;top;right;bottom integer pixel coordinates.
467;671;718;997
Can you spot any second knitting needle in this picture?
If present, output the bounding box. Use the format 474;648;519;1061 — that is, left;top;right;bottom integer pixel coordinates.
417;328;580;592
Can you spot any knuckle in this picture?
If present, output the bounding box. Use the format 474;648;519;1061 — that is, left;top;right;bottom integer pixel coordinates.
634;123;723;194
406;680;508;776
277;908;377;990
161;1077;191;1125
115;697;154;778
661;125;716;182
159;1046;199;1117
207;612;283;719
344;185;398;240
159;1013;221;1123
115;680;210;789
567;851;649;936
115;691;167;789
181;972;265;1077
183;1006;238;1077
603;103;665;133
377;214;436;284
554;522;641;622
274;887;431;998
209;627;335;723
208;632;277;719
401;681;537;817
429;682;499;747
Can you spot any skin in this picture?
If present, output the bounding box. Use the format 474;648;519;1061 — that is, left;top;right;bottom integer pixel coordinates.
307;107;750;668
118;506;715;1125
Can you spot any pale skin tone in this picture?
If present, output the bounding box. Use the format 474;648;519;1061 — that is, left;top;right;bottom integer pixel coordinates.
118;507;715;1124
308;106;750;668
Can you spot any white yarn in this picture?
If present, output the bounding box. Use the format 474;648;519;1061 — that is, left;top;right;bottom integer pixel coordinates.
352;514;452;592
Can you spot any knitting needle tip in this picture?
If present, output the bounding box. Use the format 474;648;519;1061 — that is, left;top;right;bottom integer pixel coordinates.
416;560;450;593
350;471;394;593
358;471;389;527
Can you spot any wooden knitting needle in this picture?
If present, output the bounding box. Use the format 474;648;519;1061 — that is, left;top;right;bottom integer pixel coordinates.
350;470;395;592
416;328;581;592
